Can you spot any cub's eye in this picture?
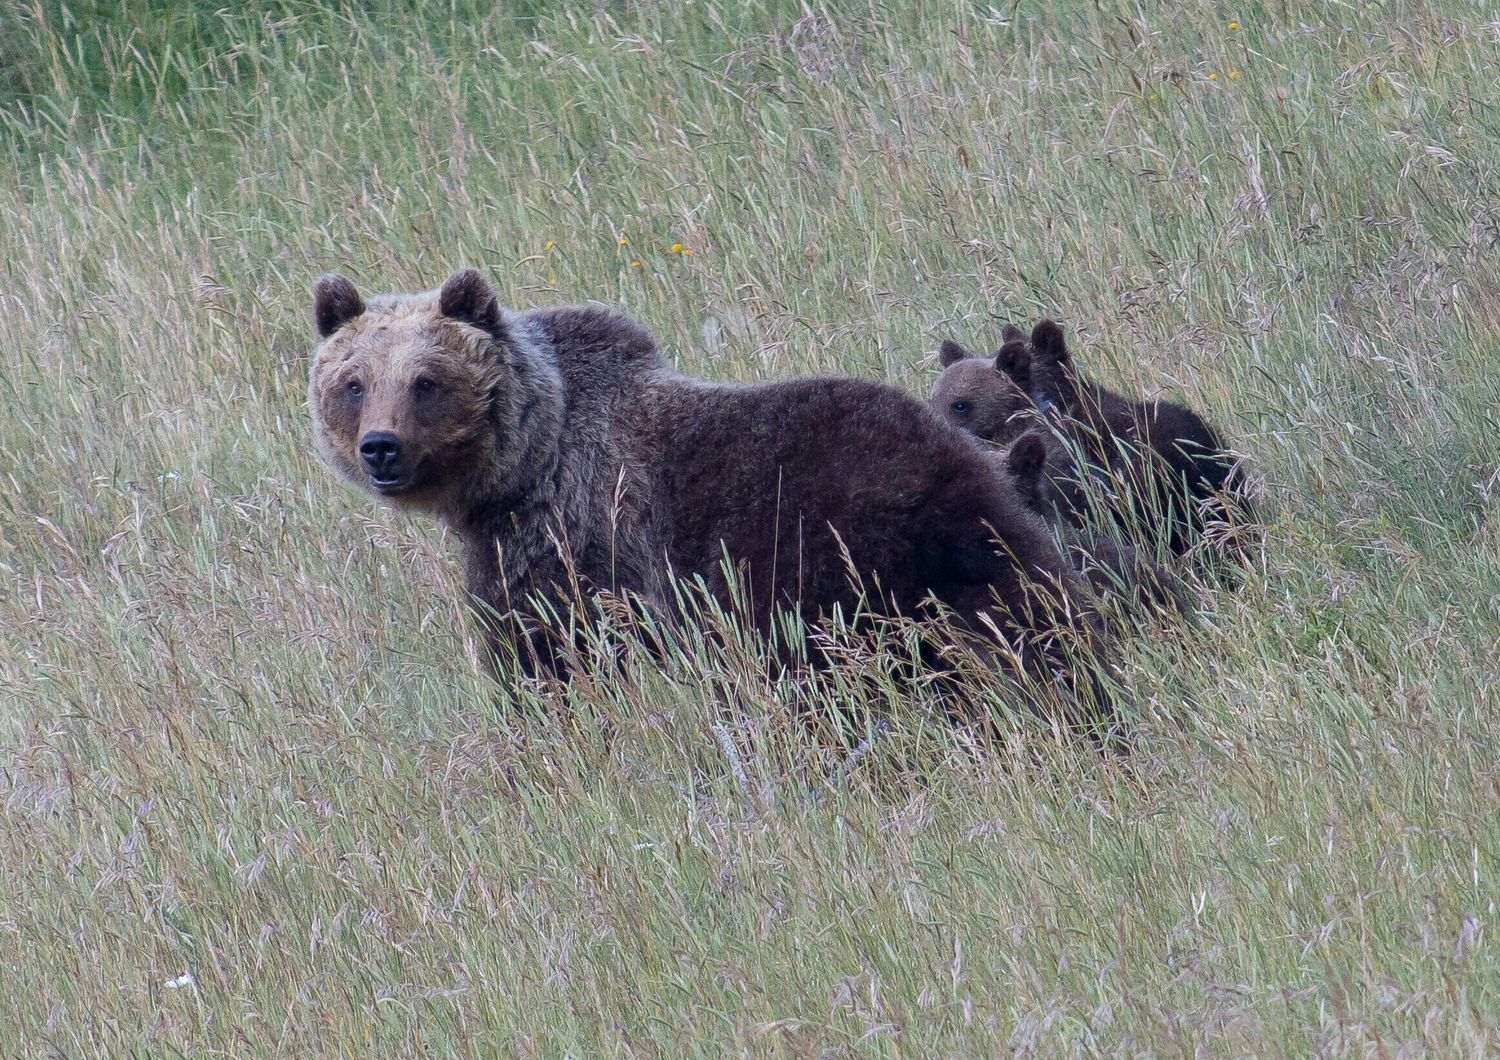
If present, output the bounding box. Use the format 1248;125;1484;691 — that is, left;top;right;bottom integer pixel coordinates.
413;377;439;397
346;379;364;398
950;400;970;415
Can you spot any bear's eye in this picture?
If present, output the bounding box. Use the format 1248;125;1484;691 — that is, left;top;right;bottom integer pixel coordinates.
346;379;364;399
950;400;970;415
413;377;440;398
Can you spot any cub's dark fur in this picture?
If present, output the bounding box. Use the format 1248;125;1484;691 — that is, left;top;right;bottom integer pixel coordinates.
1002;432;1187;618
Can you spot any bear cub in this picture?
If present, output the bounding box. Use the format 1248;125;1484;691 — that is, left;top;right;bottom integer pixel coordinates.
932;321;1255;563
307;270;1108;720
1001;431;1187;618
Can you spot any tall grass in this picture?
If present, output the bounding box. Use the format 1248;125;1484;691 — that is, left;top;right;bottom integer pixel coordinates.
1;0;1496;1053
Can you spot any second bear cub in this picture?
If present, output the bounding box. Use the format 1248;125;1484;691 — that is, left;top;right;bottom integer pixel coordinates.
1002;431;1187;617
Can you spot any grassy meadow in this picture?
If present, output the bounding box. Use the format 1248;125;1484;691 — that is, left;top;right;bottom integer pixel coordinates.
2;0;1498;1053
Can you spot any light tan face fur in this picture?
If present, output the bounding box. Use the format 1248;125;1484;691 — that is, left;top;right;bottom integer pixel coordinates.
930;358;1036;445
309;292;501;511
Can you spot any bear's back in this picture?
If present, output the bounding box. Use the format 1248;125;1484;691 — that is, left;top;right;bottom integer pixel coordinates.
528;304;667;387
642;374;1060;629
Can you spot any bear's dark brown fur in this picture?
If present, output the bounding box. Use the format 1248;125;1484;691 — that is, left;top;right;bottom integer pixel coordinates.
933;321;1256;562
309;270;1108;720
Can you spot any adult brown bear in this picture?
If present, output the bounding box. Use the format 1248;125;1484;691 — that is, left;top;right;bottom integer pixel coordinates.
308;269;1108;722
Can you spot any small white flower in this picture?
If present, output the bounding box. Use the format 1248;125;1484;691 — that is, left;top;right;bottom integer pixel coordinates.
164;972;194;989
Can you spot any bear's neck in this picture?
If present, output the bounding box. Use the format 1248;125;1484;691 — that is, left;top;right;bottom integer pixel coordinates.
1036;361;1082;411
446;319;576;601
444;304;669;622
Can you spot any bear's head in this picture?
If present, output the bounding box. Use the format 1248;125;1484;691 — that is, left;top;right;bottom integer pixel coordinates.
929;325;1037;445
308;268;554;518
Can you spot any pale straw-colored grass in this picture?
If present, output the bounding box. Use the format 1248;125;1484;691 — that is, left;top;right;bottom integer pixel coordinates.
0;1;1495;1054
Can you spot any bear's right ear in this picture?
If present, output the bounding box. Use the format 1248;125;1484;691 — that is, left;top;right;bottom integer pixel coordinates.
313;273;365;338
995;339;1032;391
1001;323;1026;343
1030;319;1070;365
439;268;502;335
938;339;972;368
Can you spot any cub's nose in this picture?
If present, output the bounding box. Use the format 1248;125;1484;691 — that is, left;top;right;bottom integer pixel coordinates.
359;431;402;475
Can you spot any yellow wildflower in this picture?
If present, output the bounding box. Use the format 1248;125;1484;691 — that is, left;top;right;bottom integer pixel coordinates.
630;260;642;268
1229;70;1241;80
1228;20;1239;30
618;237;629;246
1208;72;1218;80
671;243;683;253
544;240;555;251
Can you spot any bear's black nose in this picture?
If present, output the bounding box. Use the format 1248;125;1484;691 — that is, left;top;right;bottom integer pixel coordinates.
359;432;402;475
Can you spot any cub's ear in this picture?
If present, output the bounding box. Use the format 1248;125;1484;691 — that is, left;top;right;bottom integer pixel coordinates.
1005;431;1047;481
1004;431;1048;507
938;339;972;368
313;273;365;338
995;339;1032;391
438;268;501;334
1030;319;1070;365
1001;323;1026;343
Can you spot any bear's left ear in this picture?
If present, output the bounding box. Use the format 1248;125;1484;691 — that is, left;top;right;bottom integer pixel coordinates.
995;339;1032;391
1001;323;1026;343
438;268;502;334
313;273;365;338
1030;319;1070;365
938;339;972;368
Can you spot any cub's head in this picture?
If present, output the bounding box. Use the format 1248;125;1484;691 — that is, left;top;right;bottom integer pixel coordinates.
929;325;1037;445
308;268;537;515
1002;431;1051;515
1001;429;1094;532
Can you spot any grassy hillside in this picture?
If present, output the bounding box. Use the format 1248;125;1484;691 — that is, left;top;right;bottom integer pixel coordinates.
1;0;1497;1053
